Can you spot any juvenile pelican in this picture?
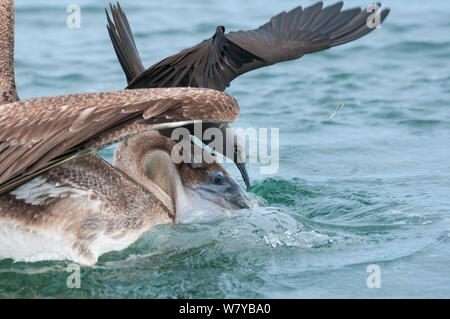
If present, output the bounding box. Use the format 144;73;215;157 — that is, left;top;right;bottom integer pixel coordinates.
0;132;248;265
106;1;390;189
0;0;247;265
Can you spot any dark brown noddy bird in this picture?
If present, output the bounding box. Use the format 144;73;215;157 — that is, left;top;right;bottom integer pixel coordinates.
106;1;390;189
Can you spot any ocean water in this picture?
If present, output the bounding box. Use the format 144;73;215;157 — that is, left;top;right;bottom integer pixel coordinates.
1;0;449;298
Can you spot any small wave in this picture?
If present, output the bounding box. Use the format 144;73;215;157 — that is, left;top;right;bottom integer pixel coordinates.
251;178;319;206
0;259;74;275
371;110;406;120
375;209;438;227
398;119;442;127
385;41;450;53
26;72;90;87
263;230;332;249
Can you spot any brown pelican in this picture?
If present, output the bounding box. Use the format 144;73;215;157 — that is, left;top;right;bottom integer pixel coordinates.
0;131;248;265
105;1;390;188
0;0;247;265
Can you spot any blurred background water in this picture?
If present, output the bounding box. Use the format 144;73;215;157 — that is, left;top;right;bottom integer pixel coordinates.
0;0;449;298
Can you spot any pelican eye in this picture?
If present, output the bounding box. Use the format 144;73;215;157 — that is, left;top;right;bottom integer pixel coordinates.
211;171;224;185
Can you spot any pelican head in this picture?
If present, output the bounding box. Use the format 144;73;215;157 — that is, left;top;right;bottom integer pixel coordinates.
114;131;249;220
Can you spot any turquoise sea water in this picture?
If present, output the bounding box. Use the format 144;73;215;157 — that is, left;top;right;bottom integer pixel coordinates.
1;0;449;298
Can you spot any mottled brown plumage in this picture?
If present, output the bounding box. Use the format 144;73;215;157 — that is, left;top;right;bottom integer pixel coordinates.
106;1;390;91
0;155;175;264
0;88;239;194
0;131;248;265
0;0;247;265
0;0;18;104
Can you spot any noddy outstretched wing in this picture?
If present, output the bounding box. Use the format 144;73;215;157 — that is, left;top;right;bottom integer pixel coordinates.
106;1;390;91
0;88;239;194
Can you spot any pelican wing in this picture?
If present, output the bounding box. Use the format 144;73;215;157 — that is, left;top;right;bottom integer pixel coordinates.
0;87;239;194
0;2;19;104
107;1;389;91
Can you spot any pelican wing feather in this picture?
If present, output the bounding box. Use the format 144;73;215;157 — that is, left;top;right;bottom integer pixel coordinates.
0;87;239;194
